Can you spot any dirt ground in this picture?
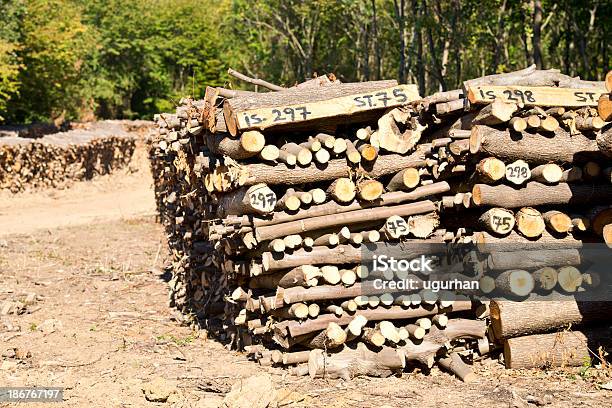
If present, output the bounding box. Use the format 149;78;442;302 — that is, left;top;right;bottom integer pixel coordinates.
1;144;610;407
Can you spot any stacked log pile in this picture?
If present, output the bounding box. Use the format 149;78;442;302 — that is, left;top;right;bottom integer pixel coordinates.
0;121;141;192
150;66;611;381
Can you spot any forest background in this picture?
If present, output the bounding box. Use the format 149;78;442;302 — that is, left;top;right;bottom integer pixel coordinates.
0;0;609;123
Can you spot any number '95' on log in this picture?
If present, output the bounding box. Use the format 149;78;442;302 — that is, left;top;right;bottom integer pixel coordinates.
467;85;607;107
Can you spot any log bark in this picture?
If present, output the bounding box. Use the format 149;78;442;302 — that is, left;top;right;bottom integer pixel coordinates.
503;328;612;369
490;298;612;340
473;230;587;253
472;182;612;208
597;127;612;158
486;249;581;271
470;125;601;164
206;131;265;159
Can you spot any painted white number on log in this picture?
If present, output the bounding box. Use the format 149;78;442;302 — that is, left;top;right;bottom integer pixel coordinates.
250;191;277;212
385;216;409;239
505;160;531;185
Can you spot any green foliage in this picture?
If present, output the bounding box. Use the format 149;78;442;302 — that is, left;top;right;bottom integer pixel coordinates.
0;0;609;123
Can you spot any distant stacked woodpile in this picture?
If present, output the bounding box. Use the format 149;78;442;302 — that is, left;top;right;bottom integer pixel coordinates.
0;121;145;192
150;66;611;381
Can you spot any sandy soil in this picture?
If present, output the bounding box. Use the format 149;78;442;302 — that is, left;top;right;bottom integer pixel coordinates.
0;144;610;408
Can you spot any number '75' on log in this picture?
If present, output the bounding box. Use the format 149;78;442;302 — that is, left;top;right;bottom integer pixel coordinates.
467;85;607;107
225;84;420;135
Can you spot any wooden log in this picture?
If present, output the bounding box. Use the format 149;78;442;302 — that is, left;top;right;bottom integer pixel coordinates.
532;267;558;291
327;177;356;203
236;147;429;188
509;116;528;132
312;232;339;247
530;163;563;184
503;328;612;369
473;230;586;253
227;68;284;91
206;131;265;159
282;351;311;365
438;353;476;382
309;188;327;204
346;314;368;337
223;81;417;135
281;143;312;166
308;343;404;380
464;66;605;89
402;319;487;368
405;324;426;340
386;168;420;191
542;210;572;234
357;143;379;162
539;116;560;132
490;298;612;340
321;265;341;285
598;94;612;122
435;99;466;115
376;108;424;154
379;321;401;343
278;265;322;288
345;140;361;164
472;182;612;208
259;145;280;161
557;266;583;293
314;148;331;164
469;125;601;164
515;207;545;238
597;127;612;158
362;327;386;347
474;157;506;183
606;70;612;92
217;184;276;217
276;189;301;212
575;116;605;132
305;322;347;349
479;208;515;236
494;269;534;297
526;114;541;128
255;200;436;242
357;179;384;201
472;99;517;125
486;249;581;271
407;212;439;238
277;150;297;166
